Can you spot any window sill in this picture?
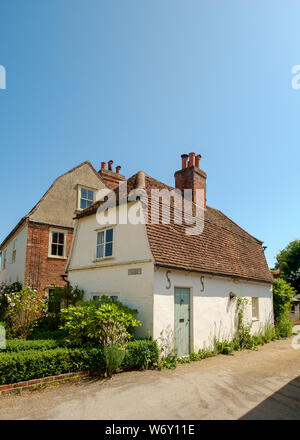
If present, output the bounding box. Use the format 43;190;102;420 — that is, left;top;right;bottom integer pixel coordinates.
252;318;259;322
48;256;67;260
93;256;115;263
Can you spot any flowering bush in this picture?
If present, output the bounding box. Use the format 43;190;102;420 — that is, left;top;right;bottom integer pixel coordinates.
4;286;46;339
0;282;22;321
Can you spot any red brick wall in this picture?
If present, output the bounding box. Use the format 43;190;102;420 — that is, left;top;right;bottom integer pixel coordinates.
174;166;207;205
25;221;73;295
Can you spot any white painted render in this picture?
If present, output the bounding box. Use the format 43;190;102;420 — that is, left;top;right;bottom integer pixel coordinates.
67;202;155;338
0;223;28;285
154;267;273;351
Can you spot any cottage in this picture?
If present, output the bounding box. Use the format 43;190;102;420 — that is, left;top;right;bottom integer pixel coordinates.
67;153;274;354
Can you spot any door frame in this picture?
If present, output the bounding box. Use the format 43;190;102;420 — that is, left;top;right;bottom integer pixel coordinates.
174;286;193;356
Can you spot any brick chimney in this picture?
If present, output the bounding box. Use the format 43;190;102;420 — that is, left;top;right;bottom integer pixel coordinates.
174;153;207;206
99;160;125;190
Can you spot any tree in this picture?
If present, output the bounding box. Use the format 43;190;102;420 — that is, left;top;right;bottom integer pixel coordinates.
275;240;300;294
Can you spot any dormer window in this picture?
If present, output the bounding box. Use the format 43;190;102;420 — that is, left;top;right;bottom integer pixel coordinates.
79;186;95;210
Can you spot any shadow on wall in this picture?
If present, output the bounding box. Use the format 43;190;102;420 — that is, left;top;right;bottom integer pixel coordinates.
240;376;300;420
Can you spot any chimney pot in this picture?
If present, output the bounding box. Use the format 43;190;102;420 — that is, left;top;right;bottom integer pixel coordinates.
181;154;188;169
195;154;202;168
108;160;113;171
116;165;121;174
188;152;195;167
101;162;106;170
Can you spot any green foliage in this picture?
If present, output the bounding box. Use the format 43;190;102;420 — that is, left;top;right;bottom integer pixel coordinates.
47;285;84;315
0;339;158;385
273;278;294;338
28;328;67;341
215;340;235;355
0;282;23;321
261;323;276;343
60;296;141;347
4;286;46;339
99;317;130;376
273;279;295;322
122;339;159;370
276;240;300;294
4;339;64;352
103;346;126;377
0;347;105;384
275;316;293;339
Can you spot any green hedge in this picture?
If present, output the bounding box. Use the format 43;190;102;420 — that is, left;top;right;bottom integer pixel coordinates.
5;339;64;352
0;340;158;385
123;340;158;368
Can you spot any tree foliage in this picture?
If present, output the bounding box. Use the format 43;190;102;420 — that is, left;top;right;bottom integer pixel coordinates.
276;240;300;294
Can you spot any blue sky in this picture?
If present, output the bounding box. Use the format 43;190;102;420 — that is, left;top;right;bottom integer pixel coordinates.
0;0;299;267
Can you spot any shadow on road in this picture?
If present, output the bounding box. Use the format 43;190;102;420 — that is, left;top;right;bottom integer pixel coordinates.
240;376;300;420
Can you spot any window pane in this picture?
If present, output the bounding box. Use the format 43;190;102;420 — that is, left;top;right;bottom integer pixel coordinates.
81;188;87;199
105;242;113;257
93;295;100;301
87;200;93;207
96;244;104;259
52;244;57;255
52;232;58;244
88;190;94;201
106;228;113;243
80;199;87;210
58;233;64;244
57;245;64;256
97;231;104;245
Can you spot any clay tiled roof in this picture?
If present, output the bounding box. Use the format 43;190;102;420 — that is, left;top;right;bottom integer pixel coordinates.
76;172;273;284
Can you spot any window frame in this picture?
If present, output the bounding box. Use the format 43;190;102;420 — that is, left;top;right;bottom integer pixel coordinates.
252;297;259;321
77;185;95;211
11;239;17;264
95;227;114;260
48;228;68;259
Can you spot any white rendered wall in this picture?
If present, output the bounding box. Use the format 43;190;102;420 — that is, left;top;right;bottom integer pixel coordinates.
0;224;28;285
154;268;273;351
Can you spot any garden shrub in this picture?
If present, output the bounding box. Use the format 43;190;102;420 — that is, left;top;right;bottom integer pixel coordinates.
28;328;67;341
0;282;23;321
47;285;84;316
273;279;294;338
0;339;158;385
123;339;159;369
60;296;141;347
4;339;64;352
4;286;46;339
